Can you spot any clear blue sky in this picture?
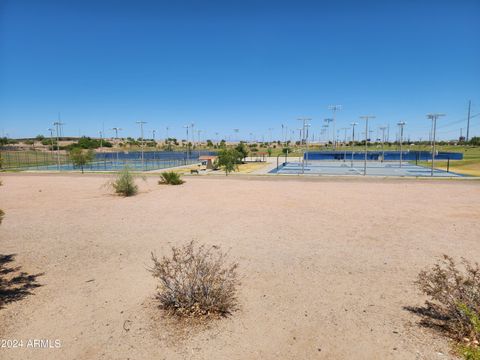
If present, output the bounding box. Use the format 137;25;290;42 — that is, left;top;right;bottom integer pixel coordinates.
1;0;479;141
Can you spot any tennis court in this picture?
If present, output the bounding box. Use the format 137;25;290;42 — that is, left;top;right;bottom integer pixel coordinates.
270;160;463;177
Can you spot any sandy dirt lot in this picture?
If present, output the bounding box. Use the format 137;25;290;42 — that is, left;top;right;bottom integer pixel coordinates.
1;174;479;359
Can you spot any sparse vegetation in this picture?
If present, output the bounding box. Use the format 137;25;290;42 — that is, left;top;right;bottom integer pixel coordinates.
69;148;94;173
149;241;239;318
110;167;138;196
158;171;184;185
415;255;480;358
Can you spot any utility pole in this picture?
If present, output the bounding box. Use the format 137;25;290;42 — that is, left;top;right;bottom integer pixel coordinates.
99;131;103;151
328;105;342;150
360;115;375;175
350;122;358;167
379;126;387;162
165;126;169;141
427;113;445;177
466;100;471;142
136;121;147;170
397;122;406;168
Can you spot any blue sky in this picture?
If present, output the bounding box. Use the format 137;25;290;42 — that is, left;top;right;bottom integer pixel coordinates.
1;0;479;141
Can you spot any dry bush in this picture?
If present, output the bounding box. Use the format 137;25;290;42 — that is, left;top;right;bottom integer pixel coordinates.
416;255;480;346
158;171;184;185
149;241;239;318
108;167;138;196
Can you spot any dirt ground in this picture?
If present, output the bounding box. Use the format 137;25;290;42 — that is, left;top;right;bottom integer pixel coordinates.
1;174;479;360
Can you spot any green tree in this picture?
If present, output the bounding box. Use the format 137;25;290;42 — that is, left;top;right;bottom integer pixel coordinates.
69;148;94;173
217;148;240;175
469;137;480;146
235;142;249;161
267;148;273;157
206;139;214;147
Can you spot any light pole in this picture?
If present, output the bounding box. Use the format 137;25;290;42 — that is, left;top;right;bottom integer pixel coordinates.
190;123;195;148
99;131;103;151
340;127;349;162
322;124;329;145
379;126;387;162
53;120;64;170
297;118;311;172
397;122;406;168
136;121;147;170
47;128;54;156
350;122;358;167
427;113;445;177
328;105;342;150
184;124;191;161
324;118;334;149
360;115;375;175
111;127;122;166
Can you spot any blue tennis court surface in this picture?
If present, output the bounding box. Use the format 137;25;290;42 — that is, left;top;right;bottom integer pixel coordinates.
270;161;462;177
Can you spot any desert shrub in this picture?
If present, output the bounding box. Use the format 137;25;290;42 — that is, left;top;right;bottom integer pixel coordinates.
158;171;184;185
149;241;239;318
69;148;94;173
416;255;480;356
110;167;138;196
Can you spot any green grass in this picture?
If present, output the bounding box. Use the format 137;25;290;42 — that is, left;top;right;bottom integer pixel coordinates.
416;146;480;176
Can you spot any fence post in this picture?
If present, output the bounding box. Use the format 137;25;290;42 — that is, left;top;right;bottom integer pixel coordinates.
447;157;450;173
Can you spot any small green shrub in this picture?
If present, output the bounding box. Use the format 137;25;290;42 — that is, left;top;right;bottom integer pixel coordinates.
158;171;184;185
149;241;239;318
458;344;480;360
111;167;138;196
